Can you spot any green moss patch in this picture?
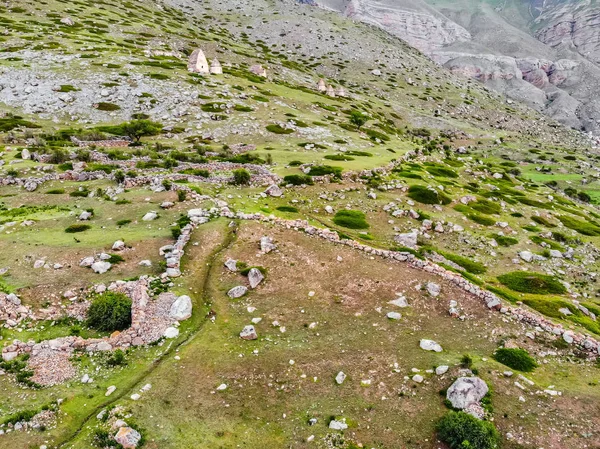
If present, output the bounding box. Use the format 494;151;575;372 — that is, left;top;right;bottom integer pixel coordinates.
333;210;369;230
497;271;566;295
493;348;537;372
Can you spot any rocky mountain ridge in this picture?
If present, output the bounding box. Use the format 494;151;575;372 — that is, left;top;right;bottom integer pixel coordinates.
304;0;600;134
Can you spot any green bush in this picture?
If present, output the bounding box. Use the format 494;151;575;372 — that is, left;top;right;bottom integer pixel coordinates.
467;213;496;226
106;349;127;367
558;215;600;236
324;154;354;161
86;292;132;332
407;185;451;205
266;124;293;134
232;168;251;185
425;165;458;179
308;165;342;178
333;210;369;230
116;219;131;226
470;199;501;215
45;188;65;194
497;271;566;295
65;224;91;233
276;206;298;213
283;174;313;186
491;234;518;247
436;411;500;449
523;297;575;318
96;102;121;111
493;348;537;372
439;251;486;274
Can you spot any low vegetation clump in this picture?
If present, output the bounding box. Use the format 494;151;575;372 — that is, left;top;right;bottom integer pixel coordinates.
45;188;65;194
497;271;566;295
65;224;91;233
436;250;487;274
491;234;518;246
558;215;600;236
86;292;132;332
266;124;294;134
95;102;121;111
232;168;251;185
276;206;298;213
436;411;500;449
333;210;369;229
307;165;342;178
283;174;313;185
324;154;354;161
407;185;451;205
493;348;537;372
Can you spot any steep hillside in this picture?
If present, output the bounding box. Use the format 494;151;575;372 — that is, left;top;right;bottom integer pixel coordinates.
307;0;600;134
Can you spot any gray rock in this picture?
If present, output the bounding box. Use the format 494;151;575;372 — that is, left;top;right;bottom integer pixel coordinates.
240;325;258;340
91;261;111;274
264;184;283;197
328;419;348;430
142;211;158;221
388;295;409;308
446;377;489;412
436;365;449;375
420;339;443;352
164;327;179;339
519;251;533;262
224;259;238;272
426;282;441;297
335;371;346;384
227;285;248;298
386;311;402;320
170;295;192;321
112;240;126;251
394;231;418;249
248;268;264;289
260;236;277;253
115;427;142;449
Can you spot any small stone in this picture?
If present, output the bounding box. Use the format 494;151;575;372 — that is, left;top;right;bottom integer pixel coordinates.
163;327;179;339
420;339;443;352
105;385;116;396
227;285;247;298
436;365;449;375
386;311;402;320
335;371;346;384
240;325;258;340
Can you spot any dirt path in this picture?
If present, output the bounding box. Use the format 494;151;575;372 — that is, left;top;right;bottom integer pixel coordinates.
55;220;237;448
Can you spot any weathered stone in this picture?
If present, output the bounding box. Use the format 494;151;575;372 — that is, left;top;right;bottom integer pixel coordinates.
248;268;264;289
394;231;418;249
115;427;142;449
142;211;158;221
335;371;346;384
227;285;247;298
420;339;443;352
163;327;180;339
169;295;192;321
260;236;277;253
387;311;402;320
79;256;95;267
436;365;449;375
91;261;111;274
224;259;238;272
240;325;258;340
112;240;126;251
446;377;489;417
426;282;441;297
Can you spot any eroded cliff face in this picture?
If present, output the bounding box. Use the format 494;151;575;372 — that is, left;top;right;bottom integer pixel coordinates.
342;0;471;53
534;1;600;64
307;0;600;134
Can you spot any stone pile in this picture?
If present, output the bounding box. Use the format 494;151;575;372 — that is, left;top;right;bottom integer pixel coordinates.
0;293;33;328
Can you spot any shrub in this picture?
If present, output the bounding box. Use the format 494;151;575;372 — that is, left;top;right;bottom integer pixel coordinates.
491;234;518;247
276;206;298;213
497;271;566;295
425;165;458;179
470;199;501;215
407;185;451;205
333;210;369;230
467;213;496;226
531;215;556;228
96;102;121;111
308;165;342;178
45;188;65;194
324;154;354;161
232;168;251;185
439;251;486;274
86;292;132;332
116;219;131;226
266;124;293;134
558;215;600;236
107;254;124;264
436;411;500;449
177;190;187;202
283;174;313;185
106;349;127;367
65;224;91;233
493;348;537;372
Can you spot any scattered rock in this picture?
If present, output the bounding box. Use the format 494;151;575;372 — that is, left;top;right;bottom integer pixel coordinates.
169;295;192;321
426;282;441;297
420;339;443;352
227;285;248;298
446;377;489;418
240;325;258;340
115;426;142;449
335;371;347;384
248;268;264;289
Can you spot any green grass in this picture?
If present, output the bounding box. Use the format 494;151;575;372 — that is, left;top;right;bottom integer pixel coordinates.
266;124;293;134
283;174;313;185
333;210;369;229
276;206;298;213
95;102;121;111
497;271;566;295
490;234;518;246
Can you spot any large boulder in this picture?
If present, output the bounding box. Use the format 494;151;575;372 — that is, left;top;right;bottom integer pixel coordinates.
227;285;247;298
91;261;111;274
170;295;192;321
248;268;264;289
264;184;283;197
240;325;258;340
260;236;277;253
420;339;443;352
446;377;489;412
395;231;418;249
115;427;142;449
